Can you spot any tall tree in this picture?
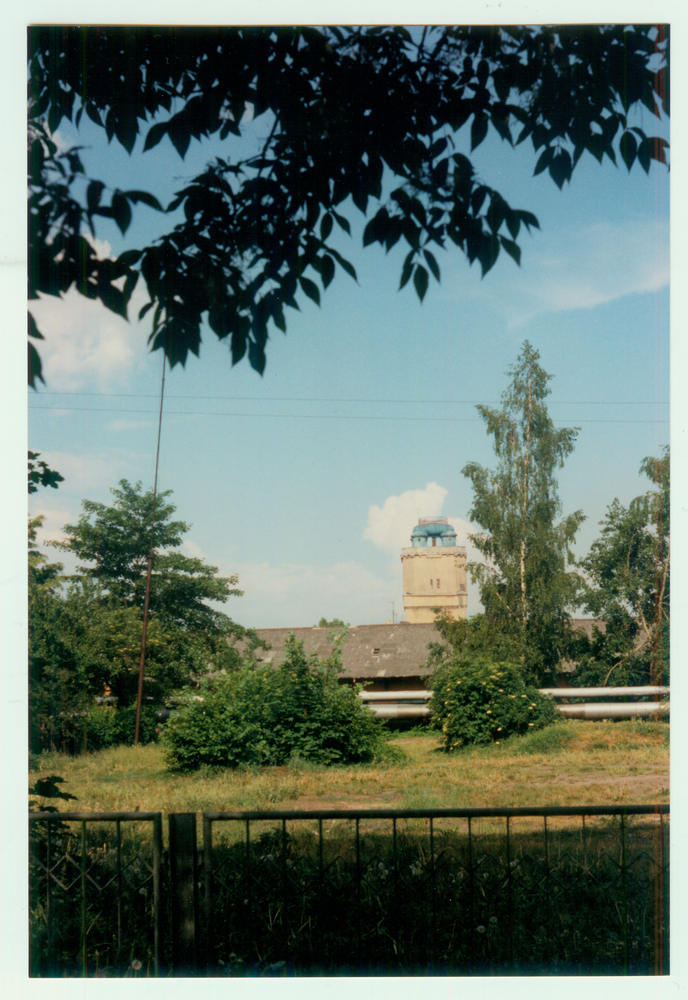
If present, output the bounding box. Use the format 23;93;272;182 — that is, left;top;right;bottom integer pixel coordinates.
462;342;585;682
577;448;669;686
28;25;668;385
51;479;242;630
30;491;255;753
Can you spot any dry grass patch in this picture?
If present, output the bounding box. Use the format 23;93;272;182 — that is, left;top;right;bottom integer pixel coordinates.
29;719;669;822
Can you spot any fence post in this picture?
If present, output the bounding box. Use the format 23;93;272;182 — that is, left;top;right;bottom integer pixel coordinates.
169;813;198;975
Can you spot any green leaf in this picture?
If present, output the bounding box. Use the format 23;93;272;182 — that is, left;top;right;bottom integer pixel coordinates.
85;103;104;128
410;198;427;226
499;236;521;266
478;234;500;277
320;255;335;289
490;114;513;144
168;117;192;159
111;191;132;235
115;249;143;269
320;213;333;241
549;150;572;190
98;282;128;318
471;114;488;151
28;340;44;388
533;147;554;177
517;210;540;232
143;121;168;152
619;131;637;172
28;312;44;340
87;180;105;214
399;254;414;291
299;275;321;306
328;248;357;282
123;190;163;210
331;211;351;236
637;137;651;174
429;136;448;159
248;338;266;375
470;185;488;216
413;264;429;302
423;249;441;283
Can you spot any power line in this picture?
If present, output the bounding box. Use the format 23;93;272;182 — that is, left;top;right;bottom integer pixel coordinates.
28;405;669;425
31;391;668;405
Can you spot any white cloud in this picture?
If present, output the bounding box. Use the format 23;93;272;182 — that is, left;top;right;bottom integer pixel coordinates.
28;504;75;548
27;450;135;510
225;560;393;628
28;282;154;393
440;214;669;329
363;485;487;616
363;482;449;554
182;539;208;562
501;217;669;327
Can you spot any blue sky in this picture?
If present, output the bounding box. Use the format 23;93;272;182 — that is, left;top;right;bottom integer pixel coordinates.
23;22;671;630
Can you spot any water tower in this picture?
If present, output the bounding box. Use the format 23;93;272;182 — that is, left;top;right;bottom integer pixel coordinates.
401;518;467;623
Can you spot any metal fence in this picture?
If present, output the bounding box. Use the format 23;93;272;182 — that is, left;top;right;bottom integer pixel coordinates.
30;805;669;977
29;811;163;977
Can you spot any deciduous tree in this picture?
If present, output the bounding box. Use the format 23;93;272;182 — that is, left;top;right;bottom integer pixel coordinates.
462;342;585;682
577;448;669;686
28;25;668;385
30;484;254;753
51;479;243;631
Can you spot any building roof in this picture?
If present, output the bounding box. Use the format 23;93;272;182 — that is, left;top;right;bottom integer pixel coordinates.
250;623;442;680
245;619;608;681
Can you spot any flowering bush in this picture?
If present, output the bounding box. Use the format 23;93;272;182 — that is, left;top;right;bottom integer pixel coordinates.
429;655;559;751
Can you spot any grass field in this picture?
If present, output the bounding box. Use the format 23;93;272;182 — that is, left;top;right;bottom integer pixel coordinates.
29;718;669;817
29;718;669;977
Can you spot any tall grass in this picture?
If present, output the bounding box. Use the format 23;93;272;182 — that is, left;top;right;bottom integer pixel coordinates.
29;720;669;819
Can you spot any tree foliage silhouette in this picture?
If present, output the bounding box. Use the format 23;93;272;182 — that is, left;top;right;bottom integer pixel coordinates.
28;25;668;385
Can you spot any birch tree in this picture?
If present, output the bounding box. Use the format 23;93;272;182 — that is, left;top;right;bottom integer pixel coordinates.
462;342;585;682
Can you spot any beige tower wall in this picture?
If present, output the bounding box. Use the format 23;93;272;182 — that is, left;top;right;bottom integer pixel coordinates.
401;545;468;623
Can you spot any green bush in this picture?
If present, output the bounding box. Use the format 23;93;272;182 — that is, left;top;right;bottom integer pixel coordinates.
429;656;559;751
85;704;159;751
507;721;576;755
164;634;398;771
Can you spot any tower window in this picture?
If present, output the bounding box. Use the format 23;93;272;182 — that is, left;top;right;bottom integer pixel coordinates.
437;579;440;588
430;579;433;588
372;648;380;655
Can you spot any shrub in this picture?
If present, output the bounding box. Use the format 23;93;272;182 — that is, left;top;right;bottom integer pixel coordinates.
429;656;559;751
164;634;398;771
86;704;159;751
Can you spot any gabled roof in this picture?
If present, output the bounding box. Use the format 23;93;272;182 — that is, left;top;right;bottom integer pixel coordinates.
250;623;441;679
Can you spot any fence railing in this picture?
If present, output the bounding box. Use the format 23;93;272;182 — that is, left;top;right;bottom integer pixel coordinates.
29;811;163;977
30;805;669;977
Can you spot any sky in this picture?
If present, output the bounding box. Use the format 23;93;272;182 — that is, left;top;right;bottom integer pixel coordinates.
23;23;670;631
